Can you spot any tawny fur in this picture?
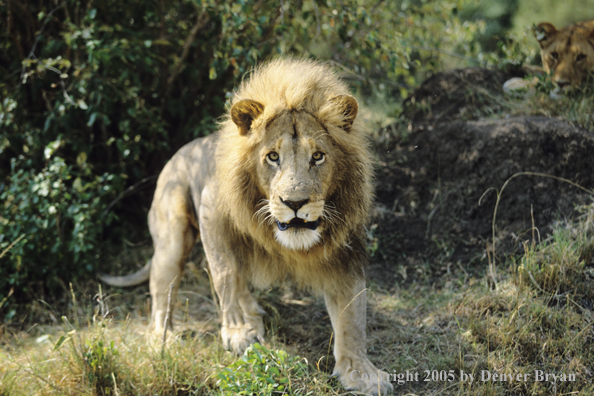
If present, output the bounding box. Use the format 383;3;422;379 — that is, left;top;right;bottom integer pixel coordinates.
535;20;594;90
216;58;374;291
101;58;392;395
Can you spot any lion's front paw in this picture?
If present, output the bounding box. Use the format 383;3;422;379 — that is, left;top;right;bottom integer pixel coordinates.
333;355;393;395
221;323;265;355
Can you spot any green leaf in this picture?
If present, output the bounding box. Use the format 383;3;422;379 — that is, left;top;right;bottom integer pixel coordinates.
53;335;70;351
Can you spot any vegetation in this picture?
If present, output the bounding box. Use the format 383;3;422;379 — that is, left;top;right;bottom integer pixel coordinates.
1;206;593;394
0;0;487;311
2;0;594;395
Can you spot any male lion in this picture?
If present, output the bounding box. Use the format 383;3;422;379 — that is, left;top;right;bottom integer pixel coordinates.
100;58;393;395
504;20;594;96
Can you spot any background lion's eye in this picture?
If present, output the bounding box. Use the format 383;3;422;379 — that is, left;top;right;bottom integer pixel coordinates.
551;52;559;60
267;152;279;162
576;53;587;62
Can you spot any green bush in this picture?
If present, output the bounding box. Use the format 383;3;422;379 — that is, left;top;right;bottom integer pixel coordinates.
216;343;309;395
0;0;487;311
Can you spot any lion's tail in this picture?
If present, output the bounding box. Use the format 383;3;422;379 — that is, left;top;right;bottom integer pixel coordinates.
98;260;151;287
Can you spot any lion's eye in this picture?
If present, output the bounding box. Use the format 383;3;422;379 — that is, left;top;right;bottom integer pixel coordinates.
551;52;559;61
577;53;587;62
311;151;325;165
266;151;280;165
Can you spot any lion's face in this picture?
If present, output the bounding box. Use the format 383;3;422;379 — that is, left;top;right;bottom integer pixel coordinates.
225;93;361;253
535;21;594;92
255;111;335;250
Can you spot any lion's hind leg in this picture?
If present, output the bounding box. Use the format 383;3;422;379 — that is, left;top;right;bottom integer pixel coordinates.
148;182;198;336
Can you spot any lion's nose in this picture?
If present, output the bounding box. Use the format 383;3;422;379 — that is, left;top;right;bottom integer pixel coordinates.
556;80;570;89
280;197;309;213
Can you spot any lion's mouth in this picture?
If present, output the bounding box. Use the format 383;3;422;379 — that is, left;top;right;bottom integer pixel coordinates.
276;218;319;231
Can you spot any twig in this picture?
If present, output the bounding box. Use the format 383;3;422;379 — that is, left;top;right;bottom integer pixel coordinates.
102;175;158;218
0;234;25;259
485;171;594;279
165;9;210;96
93;284;109;323
20;2;67;83
0;288;14;310
111;372;121;396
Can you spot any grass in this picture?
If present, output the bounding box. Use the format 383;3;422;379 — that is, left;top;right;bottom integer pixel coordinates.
2;202;593;395
2;86;594;395
499;76;594;131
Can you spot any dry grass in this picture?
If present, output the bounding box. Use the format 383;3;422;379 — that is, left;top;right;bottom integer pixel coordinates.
1;191;594;395
499;77;594;131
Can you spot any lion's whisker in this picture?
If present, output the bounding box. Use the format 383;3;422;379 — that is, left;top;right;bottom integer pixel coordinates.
323;203;345;229
253;200;273;228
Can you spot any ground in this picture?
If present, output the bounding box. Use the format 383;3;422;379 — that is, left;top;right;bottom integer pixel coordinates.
289;67;594;368
372;109;594;288
2;68;593;395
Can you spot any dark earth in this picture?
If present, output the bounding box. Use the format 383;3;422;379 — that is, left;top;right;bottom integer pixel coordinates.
369;67;594;289
276;68;594;365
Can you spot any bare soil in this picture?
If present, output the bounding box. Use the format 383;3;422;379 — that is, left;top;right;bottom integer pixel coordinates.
369;68;594;290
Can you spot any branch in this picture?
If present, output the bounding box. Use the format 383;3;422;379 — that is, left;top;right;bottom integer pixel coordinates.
403;44;488;66
20;2;66;83
165;9;210;96
102;175;158;218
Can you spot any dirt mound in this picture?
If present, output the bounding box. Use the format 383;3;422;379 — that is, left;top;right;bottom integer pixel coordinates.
371;70;594;288
402;67;513;123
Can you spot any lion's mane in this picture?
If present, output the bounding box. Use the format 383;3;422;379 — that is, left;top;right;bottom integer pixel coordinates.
215;58;373;290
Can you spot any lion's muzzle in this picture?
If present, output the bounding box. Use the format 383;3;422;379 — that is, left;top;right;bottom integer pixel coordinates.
276;218;320;231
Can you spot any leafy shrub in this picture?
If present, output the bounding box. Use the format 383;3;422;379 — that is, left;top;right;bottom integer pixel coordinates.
216;343;309;395
0;0;487;309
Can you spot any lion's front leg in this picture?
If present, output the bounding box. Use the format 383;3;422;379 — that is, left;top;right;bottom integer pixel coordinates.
212;267;265;354
324;277;393;395
199;183;265;355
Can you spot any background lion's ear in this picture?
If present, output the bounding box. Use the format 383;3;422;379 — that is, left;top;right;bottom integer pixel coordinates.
534;22;558;48
231;99;265;136
330;94;358;132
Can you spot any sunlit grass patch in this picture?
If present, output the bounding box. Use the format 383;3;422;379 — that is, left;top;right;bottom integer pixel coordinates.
2;204;594;395
515;205;594;308
504;79;594;130
0;317;341;396
452;207;594;395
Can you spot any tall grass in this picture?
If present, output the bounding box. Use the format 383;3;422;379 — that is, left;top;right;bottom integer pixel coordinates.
2;207;593;395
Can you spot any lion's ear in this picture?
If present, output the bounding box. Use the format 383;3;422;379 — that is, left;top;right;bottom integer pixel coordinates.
330;94;358;132
231;99;265;136
534;22;558;48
